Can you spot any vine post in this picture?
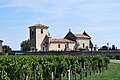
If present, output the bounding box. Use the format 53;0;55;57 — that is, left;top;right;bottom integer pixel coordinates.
68;70;70;80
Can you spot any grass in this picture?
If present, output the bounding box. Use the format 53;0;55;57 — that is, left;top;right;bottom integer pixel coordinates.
64;62;120;80
83;62;120;80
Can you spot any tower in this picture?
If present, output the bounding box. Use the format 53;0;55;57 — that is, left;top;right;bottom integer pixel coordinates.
29;24;49;51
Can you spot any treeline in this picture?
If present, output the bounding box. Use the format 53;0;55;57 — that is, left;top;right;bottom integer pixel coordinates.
107;54;120;60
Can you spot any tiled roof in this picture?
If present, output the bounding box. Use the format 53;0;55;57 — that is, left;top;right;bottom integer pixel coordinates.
29;24;49;28
73;34;91;39
49;38;74;43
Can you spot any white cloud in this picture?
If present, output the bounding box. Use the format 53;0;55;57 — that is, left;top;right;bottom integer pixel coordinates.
0;4;18;8
2;0;120;19
2;0;118;27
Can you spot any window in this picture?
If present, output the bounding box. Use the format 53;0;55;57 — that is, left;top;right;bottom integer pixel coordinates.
83;43;85;48
65;44;67;48
32;48;35;51
31;29;34;38
31;31;34;35
41;29;43;34
58;44;60;48
43;47;44;51
43;44;45;51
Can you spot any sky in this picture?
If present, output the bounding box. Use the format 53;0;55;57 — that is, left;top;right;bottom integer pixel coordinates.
0;0;120;50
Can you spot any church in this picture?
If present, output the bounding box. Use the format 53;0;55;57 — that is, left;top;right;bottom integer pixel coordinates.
29;24;93;52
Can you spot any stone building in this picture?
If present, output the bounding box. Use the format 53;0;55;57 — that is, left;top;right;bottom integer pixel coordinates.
29;24;49;51
64;31;93;51
49;38;75;51
29;24;93;52
0;40;3;53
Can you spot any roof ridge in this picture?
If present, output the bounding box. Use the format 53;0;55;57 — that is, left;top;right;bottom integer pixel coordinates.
29;23;49;28
73;34;91;39
49;38;74;43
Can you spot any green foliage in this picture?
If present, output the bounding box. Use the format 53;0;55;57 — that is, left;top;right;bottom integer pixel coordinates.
2;45;11;54
83;63;120;80
20;39;30;51
107;55;120;60
0;55;110;80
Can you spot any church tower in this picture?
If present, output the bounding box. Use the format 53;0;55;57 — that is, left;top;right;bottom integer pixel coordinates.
29;24;49;51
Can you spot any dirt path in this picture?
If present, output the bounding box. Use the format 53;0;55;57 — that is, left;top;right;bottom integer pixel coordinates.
110;60;120;63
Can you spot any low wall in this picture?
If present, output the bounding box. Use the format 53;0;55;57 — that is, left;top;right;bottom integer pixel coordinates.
11;50;120;56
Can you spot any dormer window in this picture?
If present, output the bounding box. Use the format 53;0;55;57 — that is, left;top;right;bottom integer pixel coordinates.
41;29;43;34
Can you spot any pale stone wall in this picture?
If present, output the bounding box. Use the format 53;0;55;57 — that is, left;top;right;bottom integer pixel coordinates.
76;38;90;49
48;38;90;51
68;42;76;51
41;36;49;51
36;27;48;51
49;43;65;51
49;42;75;51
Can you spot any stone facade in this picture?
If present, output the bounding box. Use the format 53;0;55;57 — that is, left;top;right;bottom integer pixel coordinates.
49;38;75;51
0;40;3;53
29;24;49;51
64;31;93;51
29;24;93;52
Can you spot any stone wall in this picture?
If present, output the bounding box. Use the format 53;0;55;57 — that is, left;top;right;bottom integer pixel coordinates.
11;50;120;56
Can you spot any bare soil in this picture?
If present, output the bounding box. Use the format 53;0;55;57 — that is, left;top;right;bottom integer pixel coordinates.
110;60;120;63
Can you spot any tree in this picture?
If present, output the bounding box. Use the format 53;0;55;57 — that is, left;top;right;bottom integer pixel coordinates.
2;45;12;54
112;45;116;50
100;46;108;50
20;39;30;51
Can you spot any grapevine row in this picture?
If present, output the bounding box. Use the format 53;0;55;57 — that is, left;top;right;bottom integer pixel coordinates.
0;55;110;80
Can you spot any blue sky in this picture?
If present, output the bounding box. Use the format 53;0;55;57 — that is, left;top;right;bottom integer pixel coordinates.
0;0;120;50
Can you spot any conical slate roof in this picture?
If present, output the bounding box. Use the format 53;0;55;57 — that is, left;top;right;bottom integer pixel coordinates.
83;31;90;37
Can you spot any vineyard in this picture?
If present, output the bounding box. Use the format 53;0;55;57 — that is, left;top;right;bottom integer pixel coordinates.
0;55;110;80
